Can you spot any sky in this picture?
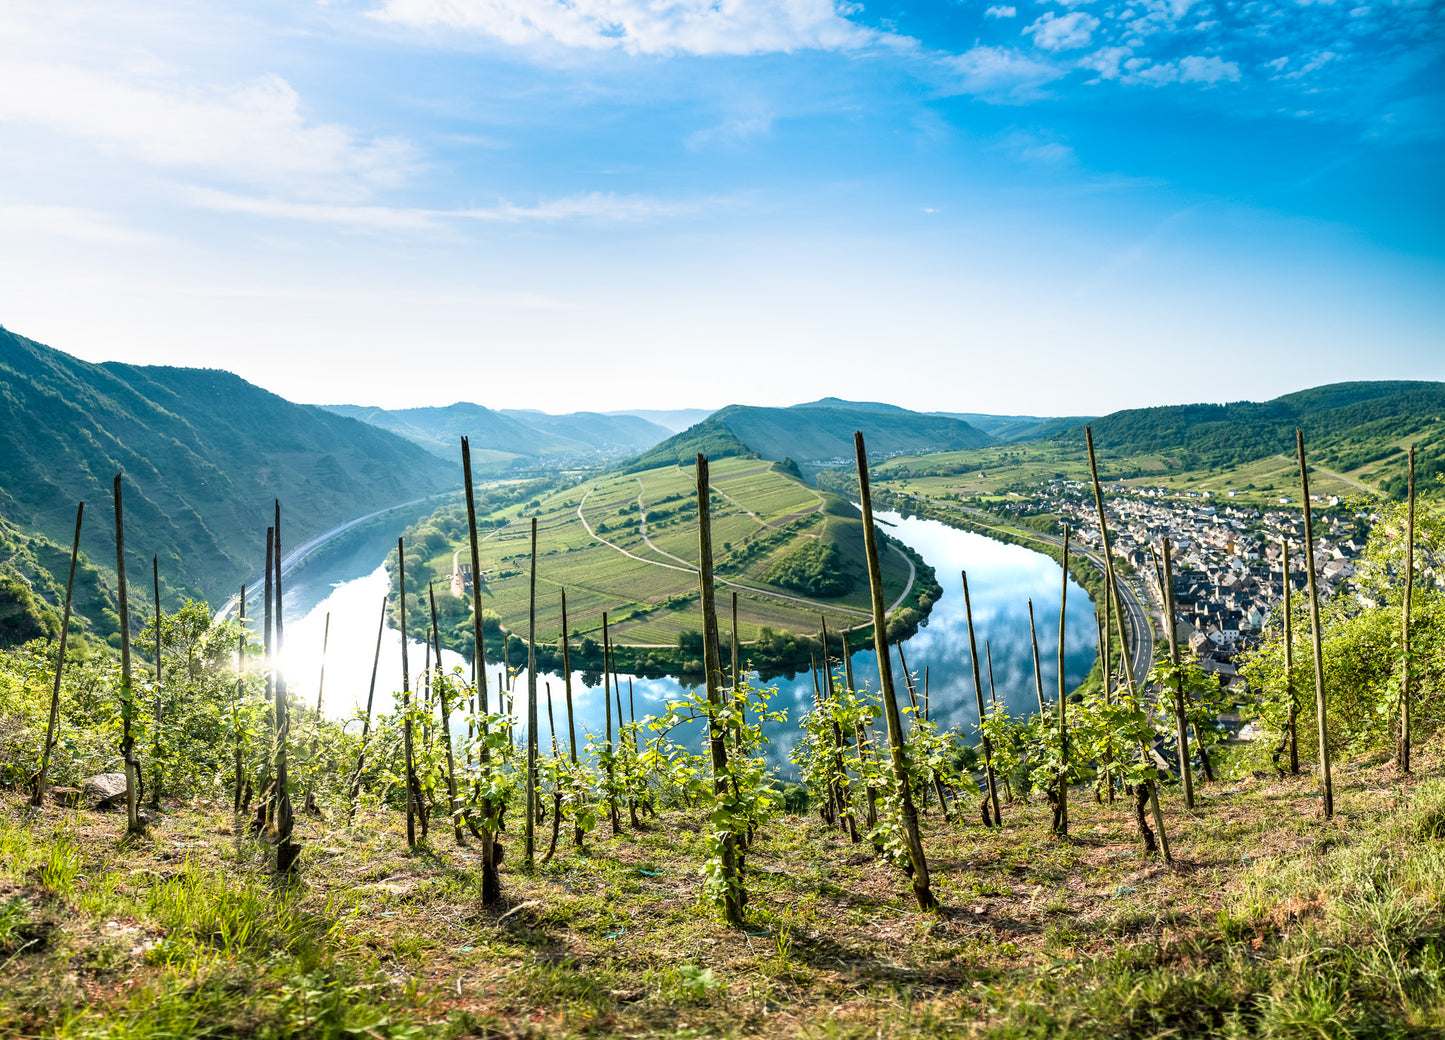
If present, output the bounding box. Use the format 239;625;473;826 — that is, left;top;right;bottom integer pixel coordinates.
0;0;1441;417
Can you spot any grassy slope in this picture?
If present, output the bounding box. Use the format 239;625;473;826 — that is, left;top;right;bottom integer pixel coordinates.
5;746;1445;1038
403;457;911;648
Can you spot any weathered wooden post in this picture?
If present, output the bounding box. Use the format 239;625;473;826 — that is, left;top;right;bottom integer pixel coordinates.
274;501;299;874
460;437;499;900
696;454;744;926
1056;524;1070;836
1282;538;1298;775
962;571;1001;825
150;556;163;812
1400;444;1415;774
1160;536;1195;808
348;594;387;821
1086;429;1171;864
32;501;83;807
525;517;539;868
398;537;417;847
854;433;936;911
114;475;143;836
1296;430;1333;817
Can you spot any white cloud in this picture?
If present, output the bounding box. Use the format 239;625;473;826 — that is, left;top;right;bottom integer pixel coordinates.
1024;11;1101;51
1122;54;1241;85
1178;54;1241;83
187;188;710;231
0;62;415;197
369;0;877;56
1078;45;1133;80
984;6;1017;18
939;46;1064;99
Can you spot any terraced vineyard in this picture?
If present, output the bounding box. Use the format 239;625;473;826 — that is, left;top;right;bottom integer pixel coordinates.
408;457;915;647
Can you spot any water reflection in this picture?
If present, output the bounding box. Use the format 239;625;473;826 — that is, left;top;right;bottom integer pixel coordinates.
274;510;1098;777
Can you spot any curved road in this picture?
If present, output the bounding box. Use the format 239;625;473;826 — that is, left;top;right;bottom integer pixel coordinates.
576;484;916;622
949;504;1155;687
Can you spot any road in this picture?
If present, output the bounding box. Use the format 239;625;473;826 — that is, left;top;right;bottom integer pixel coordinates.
213;491;457;622
948;503;1155;687
1274;454;1383;498
576;484;916;623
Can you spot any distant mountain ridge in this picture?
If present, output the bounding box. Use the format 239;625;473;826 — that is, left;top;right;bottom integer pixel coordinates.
0;325;455;643
625;399;995;471
322;402;675;463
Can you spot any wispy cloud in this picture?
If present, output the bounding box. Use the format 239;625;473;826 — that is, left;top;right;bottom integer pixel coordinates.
1024;12;1100;52
938;46;1064;101
0;61;416;197
187;188;715;231
369;0;878;56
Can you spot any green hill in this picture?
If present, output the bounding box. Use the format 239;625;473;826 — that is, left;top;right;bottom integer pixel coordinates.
322;402;674;463
0;325;455;643
626;400;993;472
1062;380;1445;497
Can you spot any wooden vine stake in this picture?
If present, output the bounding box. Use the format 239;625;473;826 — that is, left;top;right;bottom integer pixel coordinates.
854;433;936;910
348;594;387;821
233;584;246;816
429;585;464;845
150;556;163;812
525;517;539;868
962;571;1001;826
1282;539;1298;774
460;437;500;900
1399;444;1415;774
1086;429;1171;864
32;501;83;807
113;475;143;836
602;611;621;835
1296;429;1333;817
560;589;584;848
398;537;417;847
1055;523;1070;836
273;500;299;874
1160;536;1195;808
695;454;745;926
1027;599;1046;717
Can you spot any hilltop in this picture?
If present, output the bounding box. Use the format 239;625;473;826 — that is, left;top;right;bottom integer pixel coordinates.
625;399;995;473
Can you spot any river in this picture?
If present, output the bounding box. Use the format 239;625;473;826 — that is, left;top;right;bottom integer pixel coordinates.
274;507;1098;775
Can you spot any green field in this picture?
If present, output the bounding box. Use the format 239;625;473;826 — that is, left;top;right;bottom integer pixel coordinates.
411;457;913;648
864;439;1385;514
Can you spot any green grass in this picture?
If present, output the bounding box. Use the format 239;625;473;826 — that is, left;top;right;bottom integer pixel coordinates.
6;742;1445;1038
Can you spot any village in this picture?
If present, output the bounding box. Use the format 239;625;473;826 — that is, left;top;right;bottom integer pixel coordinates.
1034;480;1369;683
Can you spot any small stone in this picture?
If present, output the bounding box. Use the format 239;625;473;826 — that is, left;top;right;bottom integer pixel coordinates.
50;787;83;808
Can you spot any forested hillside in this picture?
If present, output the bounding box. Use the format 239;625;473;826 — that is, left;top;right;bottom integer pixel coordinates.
1063;381;1445;495
0;326;454;643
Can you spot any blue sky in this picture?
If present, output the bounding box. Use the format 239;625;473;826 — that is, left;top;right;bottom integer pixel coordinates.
0;0;1440;416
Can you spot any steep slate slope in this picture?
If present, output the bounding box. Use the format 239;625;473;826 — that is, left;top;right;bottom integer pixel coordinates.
0;326;454;615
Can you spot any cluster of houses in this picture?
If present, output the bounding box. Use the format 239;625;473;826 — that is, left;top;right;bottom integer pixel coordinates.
1041;482;1368;679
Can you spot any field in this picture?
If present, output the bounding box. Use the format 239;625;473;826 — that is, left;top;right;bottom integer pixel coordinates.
6;745;1445;1039
866;440;1385;513
423;457;913;647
